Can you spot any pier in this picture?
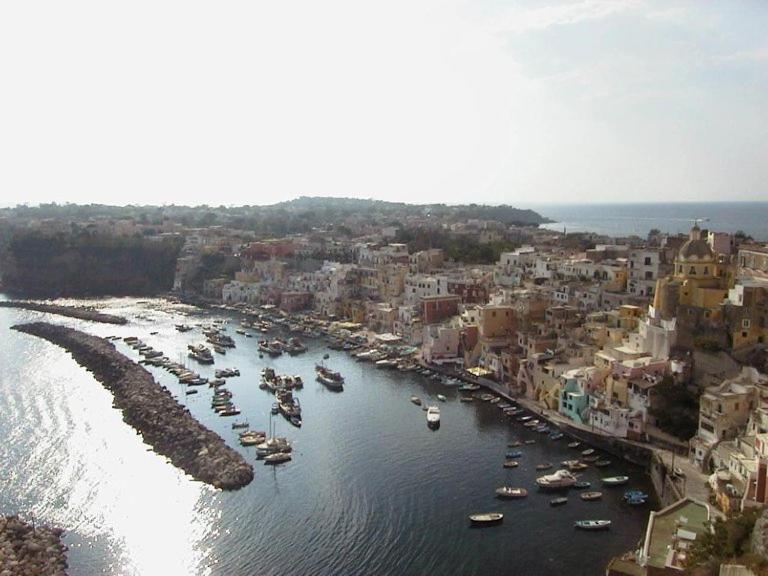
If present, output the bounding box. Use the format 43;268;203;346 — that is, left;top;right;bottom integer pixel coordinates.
0;515;68;576
12;322;253;490
0;301;128;324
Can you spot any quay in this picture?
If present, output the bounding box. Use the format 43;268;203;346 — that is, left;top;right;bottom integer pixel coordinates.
12;322;253;490
0;301;128;324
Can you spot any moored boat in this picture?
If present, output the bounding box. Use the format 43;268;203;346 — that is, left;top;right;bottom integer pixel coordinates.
426;406;440;428
550;497;568;506
601;476;629;487
580;491;603;501
495;487;527;499
536;463;553;471
503;460;519;469
263;452;291;465
574;520;611;531
469;513;503;526
410;395;422;406
594;460;611;467
536;469;577;491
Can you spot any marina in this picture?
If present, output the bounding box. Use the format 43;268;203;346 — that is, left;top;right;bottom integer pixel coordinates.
0;298;654;576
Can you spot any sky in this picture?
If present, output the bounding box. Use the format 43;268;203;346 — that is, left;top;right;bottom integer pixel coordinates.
1;0;767;207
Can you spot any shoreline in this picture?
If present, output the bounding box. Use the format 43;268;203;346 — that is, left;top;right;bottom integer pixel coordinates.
0;515;68;576
12;322;254;490
0;301;128;325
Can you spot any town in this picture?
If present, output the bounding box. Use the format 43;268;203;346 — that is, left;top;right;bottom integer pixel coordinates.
1;199;768;574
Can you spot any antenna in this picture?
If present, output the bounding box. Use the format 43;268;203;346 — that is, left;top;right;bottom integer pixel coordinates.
691;217;710;227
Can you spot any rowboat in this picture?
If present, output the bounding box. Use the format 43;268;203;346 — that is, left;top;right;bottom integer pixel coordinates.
536;463;553;471
469;513;503;526
595;460;611;467
503;460;519;468
568;441;581;449
580;491;603;501
581;448;595;456
574;520;611;531
602;476;629;487
550;497;568;506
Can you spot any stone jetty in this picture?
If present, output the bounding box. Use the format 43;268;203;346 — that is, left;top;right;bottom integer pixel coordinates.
0;301;128;324
13;322;254;490
0;515;68;576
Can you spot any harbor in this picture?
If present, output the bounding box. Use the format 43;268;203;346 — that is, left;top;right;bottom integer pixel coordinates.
1;298;654;576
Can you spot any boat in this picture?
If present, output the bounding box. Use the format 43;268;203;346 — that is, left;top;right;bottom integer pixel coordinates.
459;397;473;403
562;460;589;471
524;439;536;445
536;469;578;491
574;520;611;531
495;487;527;499
568;441;581;449
549;497;568;506
536;463;553;471
264;452;292;465
594;460;611;467
219;409;241;417
437;394;447;402
231;421;249;429
426;406;440;428
602;476;629;487
627;496;647;506
460;384;480;392
316;364;344;390
410;396;422;406
581;449;595;456
506;451;522;459
185;389;198;395
469;513;503;526
623;490;648;501
583;455;600;463
549;433;564;441
503;460;519;469
507;441;522;448
573;481;591;490
580;491;603;501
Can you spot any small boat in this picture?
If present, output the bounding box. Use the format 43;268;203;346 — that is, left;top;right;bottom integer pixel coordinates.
594;460;611;467
185;389;198;395
623;490;648;501
549;433;564;441
231;421;249;429
574;520;611;531
627;496;647;506
573;481;591;490
503;460;519;469
271;403;279;415
507;441;522;448
410;396;422;406
549;497;568;506
568;441;581;449
536;469;578;491
583;455;600;463
437;394;447;402
506;451;523;459
469;513;503;526
580;491;603;501
581;449;595;456
263;452;291;465
536;463;553;471
219;409;241;417
459;397;474;403
495;487;527;499
426;406;441;428
602;476;629;487
524;439;536;445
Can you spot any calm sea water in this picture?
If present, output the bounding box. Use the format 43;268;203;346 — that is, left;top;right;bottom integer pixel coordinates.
0;298;652;575
531;202;768;241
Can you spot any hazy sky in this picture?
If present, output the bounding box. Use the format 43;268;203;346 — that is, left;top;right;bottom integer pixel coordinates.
1;1;767;207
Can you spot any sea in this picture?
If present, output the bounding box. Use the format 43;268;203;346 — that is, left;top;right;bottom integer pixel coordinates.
528;202;768;241
0;298;653;576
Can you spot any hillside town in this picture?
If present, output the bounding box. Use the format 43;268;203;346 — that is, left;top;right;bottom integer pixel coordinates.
2;205;768;574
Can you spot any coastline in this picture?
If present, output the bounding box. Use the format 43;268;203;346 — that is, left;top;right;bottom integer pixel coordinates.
0;515;68;576
0;301;128;325
12;322;253;490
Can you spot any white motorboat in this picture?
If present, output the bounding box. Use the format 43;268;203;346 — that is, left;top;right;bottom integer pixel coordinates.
426;406;440;428
535;469;578;490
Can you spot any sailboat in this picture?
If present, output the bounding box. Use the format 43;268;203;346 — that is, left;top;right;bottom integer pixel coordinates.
256;410;292;460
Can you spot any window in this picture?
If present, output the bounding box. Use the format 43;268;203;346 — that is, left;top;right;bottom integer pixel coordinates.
645;271;654;280
689;266;697;275
703;266;709;275
742;319;751;329
644;257;652;265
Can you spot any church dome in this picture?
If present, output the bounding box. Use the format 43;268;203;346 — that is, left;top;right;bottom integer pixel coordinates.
678;224;715;262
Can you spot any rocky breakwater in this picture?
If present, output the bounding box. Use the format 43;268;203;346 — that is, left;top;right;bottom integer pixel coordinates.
0;301;128;324
0;515;68;576
12;322;254;490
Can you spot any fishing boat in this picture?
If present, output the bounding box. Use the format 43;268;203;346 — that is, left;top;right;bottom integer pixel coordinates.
506;451;523;459
185;389;198;395
315;364;344;390
495;487;528;499
602;476;629;487
574;520;611;531
574;481;591;490
426;406;441;428
231;421;249;429
550;497;568;506
263;452;291;465
437;394;447;402
562;460;588;471
568;441;581;449
580;491;603;501
581;448;595;456
536;469;577;491
594;460;611;467
536;463;553;471
410;396;422;406
469;513;503;526
503;460;519;469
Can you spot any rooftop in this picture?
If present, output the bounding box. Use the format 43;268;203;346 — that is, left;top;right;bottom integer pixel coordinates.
643;498;710;570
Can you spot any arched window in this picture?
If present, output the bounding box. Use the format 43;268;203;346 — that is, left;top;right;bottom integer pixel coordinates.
703;266;709;275
678;265;683;273
689;266;696;275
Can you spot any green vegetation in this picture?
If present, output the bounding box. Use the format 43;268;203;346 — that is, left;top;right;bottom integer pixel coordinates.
395;228;518;264
685;508;765;575
649;377;700;440
1;229;183;297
